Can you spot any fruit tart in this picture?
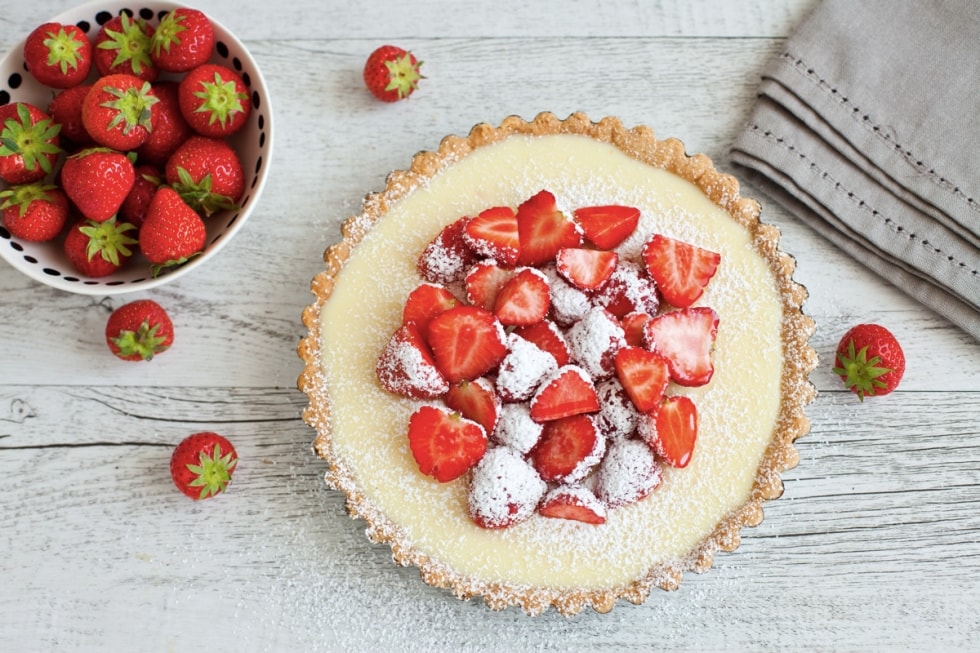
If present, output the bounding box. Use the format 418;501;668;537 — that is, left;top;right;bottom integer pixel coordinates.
299;112;817;615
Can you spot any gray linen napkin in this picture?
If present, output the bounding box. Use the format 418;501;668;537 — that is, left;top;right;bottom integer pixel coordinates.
730;0;980;341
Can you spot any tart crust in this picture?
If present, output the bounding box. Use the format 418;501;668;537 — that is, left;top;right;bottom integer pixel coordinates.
298;111;818;616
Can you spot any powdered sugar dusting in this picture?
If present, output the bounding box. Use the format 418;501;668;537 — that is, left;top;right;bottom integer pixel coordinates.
493;402;543;454
468;446;548;528
496;333;559;402
596;439;664;509
565;306;627;379
595;378;640;440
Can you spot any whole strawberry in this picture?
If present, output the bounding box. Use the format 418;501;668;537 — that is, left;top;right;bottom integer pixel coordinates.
170;432;238;500
165;135;243;215
105;298;174;361
119;165;162;228
60;147;136;222
178;63;251;137
93;14;159;82
139;186;207;272
363;45;423;102
833;323;906;400
151;8;214;73
137;80;193;166
64;217;138;277
0;182;69;242
23;22;93;89
0;103;62;184
47;84;95;147
82;74;159;150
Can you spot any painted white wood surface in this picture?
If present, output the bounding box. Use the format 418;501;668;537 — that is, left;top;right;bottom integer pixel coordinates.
2;1;979;651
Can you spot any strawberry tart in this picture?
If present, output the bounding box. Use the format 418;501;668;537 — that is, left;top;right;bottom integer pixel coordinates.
299;112;817;615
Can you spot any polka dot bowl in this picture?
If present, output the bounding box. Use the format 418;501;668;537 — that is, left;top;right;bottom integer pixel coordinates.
0;0;273;295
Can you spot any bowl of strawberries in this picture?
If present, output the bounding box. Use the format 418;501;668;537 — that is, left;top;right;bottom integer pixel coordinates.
0;0;273;294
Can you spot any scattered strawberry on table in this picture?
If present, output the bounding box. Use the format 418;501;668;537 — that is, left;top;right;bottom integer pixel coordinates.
362;45;424;102
833;323;905;400
170;431;238;500
104;298;174;361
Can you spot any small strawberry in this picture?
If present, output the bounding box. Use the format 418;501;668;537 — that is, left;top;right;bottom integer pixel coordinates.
620;311;652;348
178;63;251;138
514;319;571;367
555;247;618;291
833;323;906;400
138;186;207;272
464;260;513;311
0;103;62;184
93;13;159;81
592;260;660;318
164;135;243;216
151;8;215;73
529;365;600;422
462;205;520;266
105;299;174;361
639;395;698;468
81;73;159;150
407;405;487;482
468;446;546;529
642;233;721;308
643;306;719;387
23;22;93;89
538;484;607;525
595;439;662;509
170;432;238;500
417;217;477;285
0;182;69;242
363;45;424;102
614;346;670;414
445;377;499;437
60;147;136;222
493;267;551;326
572;204;640;250
401;282;459;332
47;84;94;147
376;322;449;399
496;332;559;402
426;305;508;383
515;189;582;266
119;164;162;228
137;80;193;166
530;414;604;483
63;217;138;277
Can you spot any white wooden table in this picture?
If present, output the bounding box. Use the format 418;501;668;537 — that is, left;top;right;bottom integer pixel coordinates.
2;1;978;650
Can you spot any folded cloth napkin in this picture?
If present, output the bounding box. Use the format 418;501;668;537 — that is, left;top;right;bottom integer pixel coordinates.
730;0;980;341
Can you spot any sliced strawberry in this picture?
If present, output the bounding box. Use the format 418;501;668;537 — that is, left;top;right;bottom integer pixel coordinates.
614;346;670;413
515;189;581;266
595;439;663;509
426;305;508;383
620;311;652;348
572;204;640;250
494;267;551;326
538;484;607;525
565;306;627;380
464;260;513;311
445;377;499;437
376;323;449;399
639;395;698;468
594;378;639;440
530;414;605;483
642;233;721;308
407;405;488;482
418;217;477;285
463;205;520;266
593;260;660;318
643;307;719;387
529;365;600;422
402;282;459;332
540;263;590;327
514;320;570;367
468;446;547;529
496;333;558;402
555;247;618;291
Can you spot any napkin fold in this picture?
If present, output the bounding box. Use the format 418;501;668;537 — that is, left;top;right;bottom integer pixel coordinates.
730;0;980;341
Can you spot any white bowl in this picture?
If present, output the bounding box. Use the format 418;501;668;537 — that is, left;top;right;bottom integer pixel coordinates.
0;0;273;294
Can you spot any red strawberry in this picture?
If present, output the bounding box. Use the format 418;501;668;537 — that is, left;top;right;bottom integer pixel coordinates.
165;135;244;216
515;189;581;266
63;217;137;277
426;305;508;383
445;377;499;436
376;322;449;399
493;267;551;326
592;260;660;318
643;307;719;387
620;311;652;348
401;282;459;332
595;439;662;509
833;323;906;400
496;332;560;402
105;299;174;361
529;414;604;483
119;164;162;229
514;319;571;367
462;205;520;266
564;306;627;380
0;182;69;242
362;45;424;102
407;405;487;482
93;14;158;81
529;365;600;422
417;217;477;285
23;22;93;89
47;85;94;147
170;432;238;500
81;73;159;150
137;80;193;166
151;8;214;73
60;147;136;222
468;446;546;529
555;247;618;291
614;346;670;413
138;186;207;271
640;395;698;468
464;260;513;311
178;63;251;138
642;234;721;308
572;204;640;250
0;103;62;184
538;485;607;524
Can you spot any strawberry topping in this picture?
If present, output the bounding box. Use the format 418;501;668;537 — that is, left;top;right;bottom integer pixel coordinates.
614;346;671;413
595;439;663;509
638;395;698;469
572;204;640;250
445;377;499;437
463;205;520;266
418;217;476;285
402;282;459;332
408;405;488;483
514;320;571;367
555;247;618;291
538;484;607;525
468;446;547;529
529;365;600;422
376;323;449;399
643;307;719;387
496;333;559;402
515;189;582;266
494;267;551;326
642;233;720;308
464;260;513;311
529;414;605;484
426;305;508;383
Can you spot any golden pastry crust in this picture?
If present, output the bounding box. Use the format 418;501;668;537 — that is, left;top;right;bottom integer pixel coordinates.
298;111;818;616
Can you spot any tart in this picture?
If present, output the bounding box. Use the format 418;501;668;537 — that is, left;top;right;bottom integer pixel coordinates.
298;112;817;615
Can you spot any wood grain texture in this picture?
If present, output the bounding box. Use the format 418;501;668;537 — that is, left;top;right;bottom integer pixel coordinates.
2;0;979;651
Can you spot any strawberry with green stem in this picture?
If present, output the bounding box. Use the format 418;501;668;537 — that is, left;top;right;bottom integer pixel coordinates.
93;13;159;81
170;432;238;500
151;8;214;73
139;186;207;273
0;182;69;242
105;299;174;361
178;63;251;137
833;323;906;400
81;73;159;151
64;216;138;277
164;135;243;216
23;22;93;89
60;147;136;222
363;45;424;102
0;103;62;185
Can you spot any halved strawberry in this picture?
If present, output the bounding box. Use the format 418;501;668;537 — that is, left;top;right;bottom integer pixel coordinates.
620;311;652;348
464;260;513;311
642;233;721;308
595;439;663;509
514;320;570;367
468;446;547;529
462;205;520;266
639;395;698;468
426;305;508;383
530;414;605;483
614;346;670;413
538;484;607;524
402;282;459;332
407;405;488;482
496;333;559;402
643;307;719;387
572;204;640;250
593;260;660;318
529;365;600;422
445;377;499;437
417;217;477;285
515;189;581;266
555;247;618;291
376;323;449;399
565;306;627;380
494;267;551;326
